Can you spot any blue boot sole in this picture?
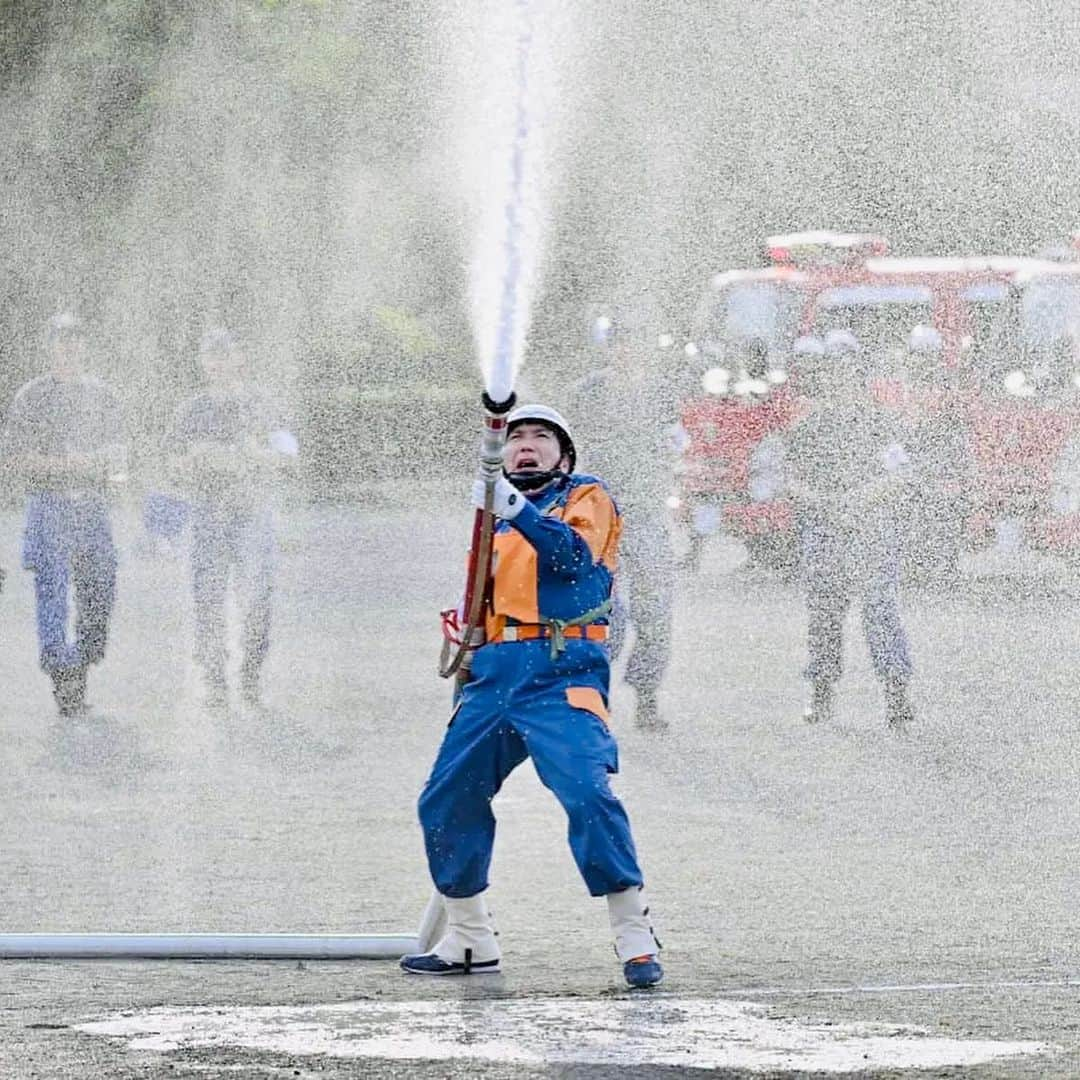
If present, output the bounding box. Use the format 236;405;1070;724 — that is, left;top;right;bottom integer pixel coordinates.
400;953;501;976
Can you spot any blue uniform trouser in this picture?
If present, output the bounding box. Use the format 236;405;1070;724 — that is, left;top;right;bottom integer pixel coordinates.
190;505;275;679
609;513;675;693
800;515;912;684
419;638;645;899
22;492;117;673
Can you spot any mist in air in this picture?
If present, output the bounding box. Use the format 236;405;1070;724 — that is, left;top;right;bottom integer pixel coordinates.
7;8;1080;1076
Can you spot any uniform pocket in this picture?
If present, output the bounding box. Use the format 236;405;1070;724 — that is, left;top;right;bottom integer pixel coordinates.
565;686;610;724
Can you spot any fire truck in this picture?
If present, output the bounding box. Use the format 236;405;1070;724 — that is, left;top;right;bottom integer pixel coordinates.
673;232;1080;573
973;259;1080;557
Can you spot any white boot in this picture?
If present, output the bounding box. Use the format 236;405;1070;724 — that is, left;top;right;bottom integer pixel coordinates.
433;894;500;967
607;886;660;962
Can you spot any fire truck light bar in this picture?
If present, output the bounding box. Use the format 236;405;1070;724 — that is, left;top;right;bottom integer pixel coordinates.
766;231;890;267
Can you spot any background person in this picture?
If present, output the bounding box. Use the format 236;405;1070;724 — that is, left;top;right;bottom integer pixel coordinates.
4;312;126;717
568;309;679;730
783;338;916;730
900;325;972;583
167;328;298;710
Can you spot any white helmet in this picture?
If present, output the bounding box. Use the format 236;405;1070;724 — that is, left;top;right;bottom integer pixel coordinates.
506;403;576;472
47;311;84;345
823;329;859;355
792;335;825;357
908;324;942;353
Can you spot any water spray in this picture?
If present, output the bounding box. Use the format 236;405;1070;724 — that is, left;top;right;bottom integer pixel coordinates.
438;0;534;687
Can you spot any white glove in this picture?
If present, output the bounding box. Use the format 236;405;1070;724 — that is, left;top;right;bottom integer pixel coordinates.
472;474;525;520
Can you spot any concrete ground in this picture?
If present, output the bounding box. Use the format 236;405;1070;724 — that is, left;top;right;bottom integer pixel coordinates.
4;496;1080;1077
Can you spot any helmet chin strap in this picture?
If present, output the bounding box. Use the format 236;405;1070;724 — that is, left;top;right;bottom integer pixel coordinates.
505;468;566;492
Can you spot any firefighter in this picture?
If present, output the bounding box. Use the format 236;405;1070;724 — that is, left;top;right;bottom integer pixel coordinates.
568;311;678;730
902;325;970;582
401;404;663;988
785;334;916;729
167;329;298;710
4;312;126;717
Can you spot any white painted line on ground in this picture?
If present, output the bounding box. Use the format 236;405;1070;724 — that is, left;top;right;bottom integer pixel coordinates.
77;996;1055;1074
742;978;1080;997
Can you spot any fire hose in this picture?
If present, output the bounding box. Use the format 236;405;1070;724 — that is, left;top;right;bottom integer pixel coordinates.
439;391;517;684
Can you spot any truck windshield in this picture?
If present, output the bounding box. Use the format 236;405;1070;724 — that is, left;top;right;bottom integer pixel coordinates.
698;281;802;376
962;282;1016;380
705;283;801;349
1022;276;1080;346
813;284;934;357
964;276;1080;396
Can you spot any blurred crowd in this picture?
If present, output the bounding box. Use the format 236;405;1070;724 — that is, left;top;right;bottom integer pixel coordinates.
567;292;1080;733
8;282;1080;740
0;314;297;719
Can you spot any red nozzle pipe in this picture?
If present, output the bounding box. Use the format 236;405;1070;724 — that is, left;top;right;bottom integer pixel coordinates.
461;391;518;629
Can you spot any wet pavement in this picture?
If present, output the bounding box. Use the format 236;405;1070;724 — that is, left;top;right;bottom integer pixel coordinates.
4;500;1080;1077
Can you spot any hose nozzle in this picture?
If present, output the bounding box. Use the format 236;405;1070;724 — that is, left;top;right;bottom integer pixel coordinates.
478;391;517;481
481;391;517;417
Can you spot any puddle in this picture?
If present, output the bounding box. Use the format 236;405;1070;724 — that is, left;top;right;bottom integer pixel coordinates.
77;995;1054;1073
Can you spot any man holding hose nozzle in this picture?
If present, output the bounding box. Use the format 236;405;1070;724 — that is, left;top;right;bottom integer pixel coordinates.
402;403;664;988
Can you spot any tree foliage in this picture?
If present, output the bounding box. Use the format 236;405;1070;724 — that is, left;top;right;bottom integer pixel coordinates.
4;1;1080;488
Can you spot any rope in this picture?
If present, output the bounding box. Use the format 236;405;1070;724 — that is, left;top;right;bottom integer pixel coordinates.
541;598;613;660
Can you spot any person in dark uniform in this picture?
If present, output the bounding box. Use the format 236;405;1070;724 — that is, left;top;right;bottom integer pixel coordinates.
568;310;680;730
4;312;127;717
168;329;297;710
900;325;972;583
785;330;915;729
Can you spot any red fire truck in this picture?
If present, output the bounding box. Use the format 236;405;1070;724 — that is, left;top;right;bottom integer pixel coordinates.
971;260;1080;557
674;233;1080;573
